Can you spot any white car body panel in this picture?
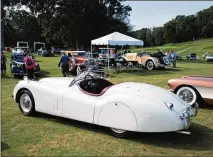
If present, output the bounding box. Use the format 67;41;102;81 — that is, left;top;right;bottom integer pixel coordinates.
13;77;197;133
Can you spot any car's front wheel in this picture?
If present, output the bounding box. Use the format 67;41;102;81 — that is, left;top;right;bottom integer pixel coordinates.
18;90;35;116
146;60;154;70
110;128;131;138
77;66;81;75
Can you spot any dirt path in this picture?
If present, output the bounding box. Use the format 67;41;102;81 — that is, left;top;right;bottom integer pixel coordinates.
177;47;194;54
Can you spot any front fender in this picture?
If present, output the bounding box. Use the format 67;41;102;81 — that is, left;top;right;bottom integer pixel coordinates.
13;80;32;102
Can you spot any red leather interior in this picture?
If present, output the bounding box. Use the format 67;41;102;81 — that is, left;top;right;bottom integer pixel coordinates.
78;84;114;96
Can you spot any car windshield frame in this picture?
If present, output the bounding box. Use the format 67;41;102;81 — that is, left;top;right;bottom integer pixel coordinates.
69;60;107;87
13;54;25;61
69;67;94;87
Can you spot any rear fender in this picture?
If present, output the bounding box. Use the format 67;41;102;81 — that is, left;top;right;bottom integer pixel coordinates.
96;101;138;132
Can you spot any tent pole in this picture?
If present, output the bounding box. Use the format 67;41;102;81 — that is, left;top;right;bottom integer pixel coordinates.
91;44;93;58
107;44;109;69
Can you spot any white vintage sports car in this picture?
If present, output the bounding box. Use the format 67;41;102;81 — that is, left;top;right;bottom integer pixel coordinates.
12;69;198;138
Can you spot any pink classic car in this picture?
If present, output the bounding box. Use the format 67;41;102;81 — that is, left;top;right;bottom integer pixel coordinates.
168;76;213;106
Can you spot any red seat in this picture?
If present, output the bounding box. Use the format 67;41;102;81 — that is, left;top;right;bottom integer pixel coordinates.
79;84;113;96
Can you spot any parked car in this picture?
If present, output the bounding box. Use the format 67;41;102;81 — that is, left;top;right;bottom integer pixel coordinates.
176;55;183;60
12;68;198;138
168;76;213;106
51;46;62;54
203;52;208;59
10;52;40;78
37;47;54;57
186;53;199;60
12;47;26;54
66;51;89;75
205;54;213;62
122;52;170;70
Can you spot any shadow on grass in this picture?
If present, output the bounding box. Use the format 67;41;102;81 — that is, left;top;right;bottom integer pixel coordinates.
1;70;51;80
113;67;182;77
1;142;10;151
39;70;50;78
131;123;213;151
178;60;213;64
34;112;213;151
35;60;42;62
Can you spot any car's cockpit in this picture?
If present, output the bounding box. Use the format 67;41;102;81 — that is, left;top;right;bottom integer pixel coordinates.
69;67;114;96
78;75;113;96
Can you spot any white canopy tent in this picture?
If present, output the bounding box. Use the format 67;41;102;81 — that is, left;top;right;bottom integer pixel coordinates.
91;32;144;68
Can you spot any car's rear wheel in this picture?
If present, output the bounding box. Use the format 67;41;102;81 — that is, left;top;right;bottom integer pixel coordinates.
176;86;199;106
18;90;35;116
146;60;154;70
77;66;81;75
110;128;131;138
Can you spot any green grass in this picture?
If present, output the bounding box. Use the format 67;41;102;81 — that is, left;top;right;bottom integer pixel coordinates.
121;38;213;57
1;52;213;156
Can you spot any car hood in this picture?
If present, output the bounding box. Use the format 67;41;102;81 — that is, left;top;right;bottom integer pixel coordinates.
39;77;74;87
106;82;188;113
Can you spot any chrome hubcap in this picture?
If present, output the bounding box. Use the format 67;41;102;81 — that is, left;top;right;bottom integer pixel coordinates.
77;67;81;75
20;94;32;113
147;62;154;70
178;89;194;103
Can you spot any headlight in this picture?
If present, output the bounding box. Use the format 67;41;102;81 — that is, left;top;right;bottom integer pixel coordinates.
180;107;192;129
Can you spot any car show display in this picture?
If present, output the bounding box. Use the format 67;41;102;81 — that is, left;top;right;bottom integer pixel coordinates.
122;51;170;70
186;53;199;60
51;46;62;54
10;52;40;78
205;54;213;61
168;76;213;106
37;47;54;57
13;68;198;138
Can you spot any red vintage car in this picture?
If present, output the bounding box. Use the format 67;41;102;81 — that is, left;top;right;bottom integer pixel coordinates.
67;51;88;75
168;76;213;106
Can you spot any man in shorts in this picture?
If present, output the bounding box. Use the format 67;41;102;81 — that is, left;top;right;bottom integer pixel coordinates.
58;52;70;77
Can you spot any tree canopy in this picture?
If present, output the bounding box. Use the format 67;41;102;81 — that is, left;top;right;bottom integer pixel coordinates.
2;1;213;49
134;5;213;47
2;0;133;49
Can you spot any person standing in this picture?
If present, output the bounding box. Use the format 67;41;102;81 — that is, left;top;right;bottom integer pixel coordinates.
24;52;36;79
58;52;69;77
1;51;7;77
171;50;177;68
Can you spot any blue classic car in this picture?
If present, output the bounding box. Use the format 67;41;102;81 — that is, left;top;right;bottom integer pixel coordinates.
10;52;40;78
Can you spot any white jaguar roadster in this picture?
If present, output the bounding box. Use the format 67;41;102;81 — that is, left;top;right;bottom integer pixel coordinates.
12;69;198;138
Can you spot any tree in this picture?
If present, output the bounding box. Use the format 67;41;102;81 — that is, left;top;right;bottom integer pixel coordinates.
146;28;155;47
152;27;164;46
26;0;132;49
163;19;177;43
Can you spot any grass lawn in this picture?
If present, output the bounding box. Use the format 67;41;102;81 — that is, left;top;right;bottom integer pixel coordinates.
121;38;213;57
1;52;213;156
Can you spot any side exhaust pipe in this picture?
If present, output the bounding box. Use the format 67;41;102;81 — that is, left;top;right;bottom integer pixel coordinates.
175;131;191;135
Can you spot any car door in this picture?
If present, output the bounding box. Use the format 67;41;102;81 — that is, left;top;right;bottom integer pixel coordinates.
62;85;99;124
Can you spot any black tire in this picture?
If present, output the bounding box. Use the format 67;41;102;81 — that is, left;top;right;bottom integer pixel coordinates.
146;60;154;70
18;89;35;116
109;128;132;138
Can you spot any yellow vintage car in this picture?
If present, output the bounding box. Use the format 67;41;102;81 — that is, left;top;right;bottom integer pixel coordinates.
122;52;170;70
